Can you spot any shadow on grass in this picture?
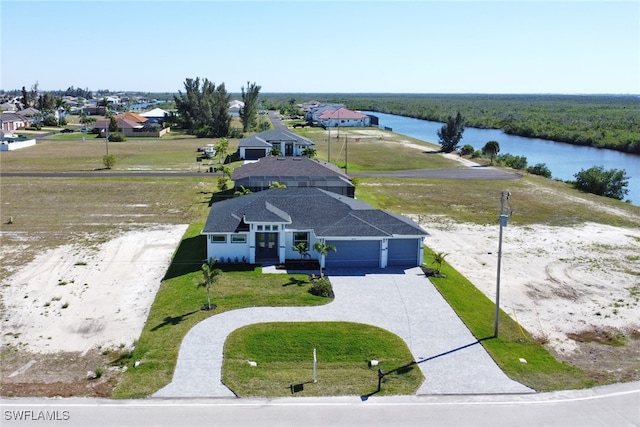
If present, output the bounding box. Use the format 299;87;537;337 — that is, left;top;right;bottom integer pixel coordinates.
360;336;495;399
162;234;207;281
289;380;315;394
283;277;309;287
151;310;200;331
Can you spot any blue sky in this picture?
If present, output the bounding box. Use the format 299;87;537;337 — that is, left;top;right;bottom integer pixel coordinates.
1;0;638;94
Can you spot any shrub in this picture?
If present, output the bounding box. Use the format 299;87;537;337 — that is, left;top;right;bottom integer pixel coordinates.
498;153;528;170
58;117;68;126
108;132;126;142
527;163;552;178
103;154;116;169
309;278;334;298
459;144;475;156
471;150;482;158
573;166;629;200
43;115;58;126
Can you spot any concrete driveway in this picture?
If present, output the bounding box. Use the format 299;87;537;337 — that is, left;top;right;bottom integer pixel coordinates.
153;267;532;398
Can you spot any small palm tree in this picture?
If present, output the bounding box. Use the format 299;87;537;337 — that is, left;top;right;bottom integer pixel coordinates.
199;258;222;310
292;242;310;260
270;147;282;156
433;252;448;273
217;138;229;164
313;241;337;278
234;185;253;196
302;147;317;158
269;181;287;189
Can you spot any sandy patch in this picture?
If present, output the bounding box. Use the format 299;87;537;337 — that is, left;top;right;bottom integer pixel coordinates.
1;224;188;354
415;216;640;353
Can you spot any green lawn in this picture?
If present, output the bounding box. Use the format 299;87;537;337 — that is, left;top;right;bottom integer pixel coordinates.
112;224;332;398
3;123;639;398
223;322;424;397
423;247;595;391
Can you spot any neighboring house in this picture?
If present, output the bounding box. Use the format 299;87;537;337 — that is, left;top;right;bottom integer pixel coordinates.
93;112;170;137
0;102;17;112
202;187;427;269
140;107;169;125
317;107;370;128
304;103;345;122
232;156;355;198
238;129;314;160
229;100;244;117
0;112;31;131
0;131;36;151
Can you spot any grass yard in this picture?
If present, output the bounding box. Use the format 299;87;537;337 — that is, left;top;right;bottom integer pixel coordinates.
354;175;640;227
112;224;332;398
2;123;639;398
423;247;595;391
294;127;458;171
223;322;423;397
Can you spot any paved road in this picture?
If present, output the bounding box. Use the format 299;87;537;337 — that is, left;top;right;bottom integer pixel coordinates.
352;167;521;180
2;382;638;427
154;267;531;398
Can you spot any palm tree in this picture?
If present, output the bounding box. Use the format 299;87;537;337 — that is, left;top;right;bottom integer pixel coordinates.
302;147;317;158
292;242;310;260
234;185;253;196
313;241;337;278
217;138;229;164
268;181;287;189
433;251;448;273
270;146;282;156
482;140;500;165
199;258;222;310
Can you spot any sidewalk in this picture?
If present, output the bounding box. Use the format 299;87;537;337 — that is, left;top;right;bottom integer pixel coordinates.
153;267;532;398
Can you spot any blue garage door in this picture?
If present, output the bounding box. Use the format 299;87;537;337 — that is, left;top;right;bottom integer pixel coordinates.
325;240;380;268
388;239;420;266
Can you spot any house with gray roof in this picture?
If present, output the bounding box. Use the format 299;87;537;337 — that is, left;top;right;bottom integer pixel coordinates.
238;129;314;160
232;156;355;197
202;187;427;269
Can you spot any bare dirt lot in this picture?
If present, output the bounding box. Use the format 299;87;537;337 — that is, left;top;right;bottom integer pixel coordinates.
1;225;187;397
415;216;640;383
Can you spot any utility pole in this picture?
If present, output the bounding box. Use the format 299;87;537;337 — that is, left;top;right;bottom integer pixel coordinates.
494;191;511;338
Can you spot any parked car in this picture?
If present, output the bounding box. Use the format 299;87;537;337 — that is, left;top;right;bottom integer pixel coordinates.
60;128;74;133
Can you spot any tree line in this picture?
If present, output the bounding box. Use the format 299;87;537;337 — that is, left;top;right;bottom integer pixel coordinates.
260;93;640;154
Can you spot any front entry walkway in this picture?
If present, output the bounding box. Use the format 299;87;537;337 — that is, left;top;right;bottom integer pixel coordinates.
153;267;532;398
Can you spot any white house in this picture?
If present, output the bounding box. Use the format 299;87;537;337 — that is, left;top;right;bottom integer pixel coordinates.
202;187;427;269
237;129;314;160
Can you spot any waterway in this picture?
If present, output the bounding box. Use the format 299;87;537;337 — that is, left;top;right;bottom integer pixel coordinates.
364;111;640;205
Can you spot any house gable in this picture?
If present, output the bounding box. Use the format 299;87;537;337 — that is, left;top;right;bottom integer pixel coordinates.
202;187;427;268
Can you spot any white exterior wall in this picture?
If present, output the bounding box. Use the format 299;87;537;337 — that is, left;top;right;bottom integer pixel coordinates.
0;139;36;151
284;231;321;260
205;233;251;263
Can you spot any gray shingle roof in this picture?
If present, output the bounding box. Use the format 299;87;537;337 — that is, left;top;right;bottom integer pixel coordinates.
202;187;427;238
232;156;350;180
237;129;314;148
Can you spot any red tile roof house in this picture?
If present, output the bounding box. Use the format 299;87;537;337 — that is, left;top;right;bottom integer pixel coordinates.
232;156;356;198
202;187;427;270
93;112;170;137
317;107;371;128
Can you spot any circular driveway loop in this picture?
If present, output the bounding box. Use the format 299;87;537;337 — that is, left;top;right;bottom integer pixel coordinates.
153;267;533;398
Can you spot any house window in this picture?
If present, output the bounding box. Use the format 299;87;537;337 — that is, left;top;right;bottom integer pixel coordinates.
265;225;271;231
272;225;278;231
210;235;226;243
231;234;246;243
294;232;309;247
257;225;263;231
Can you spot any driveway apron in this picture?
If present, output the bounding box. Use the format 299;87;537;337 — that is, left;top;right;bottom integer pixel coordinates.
153;267;532;397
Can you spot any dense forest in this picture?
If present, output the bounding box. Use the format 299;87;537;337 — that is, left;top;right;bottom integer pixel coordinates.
261;94;640;154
